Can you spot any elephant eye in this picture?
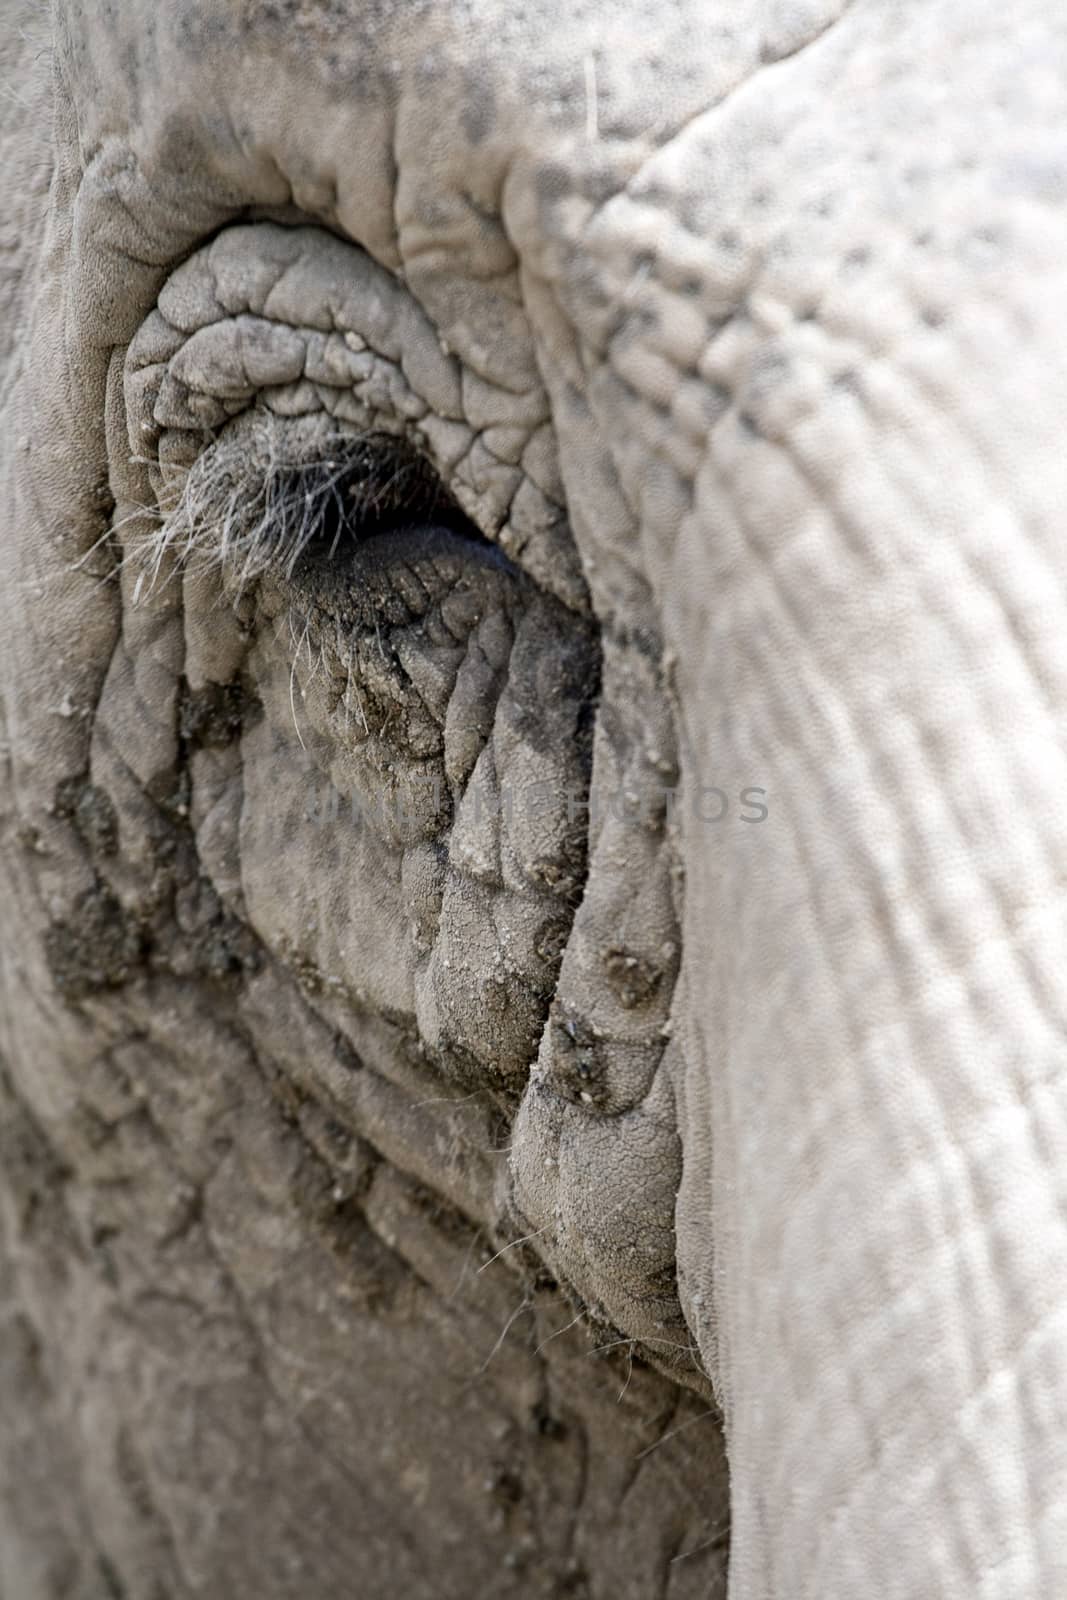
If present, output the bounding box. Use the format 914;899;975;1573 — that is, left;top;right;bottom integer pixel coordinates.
261;434;495;574
148;419;496;589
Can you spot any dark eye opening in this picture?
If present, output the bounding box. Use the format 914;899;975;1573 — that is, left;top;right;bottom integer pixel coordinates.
147;419;508;599
268;433;489;573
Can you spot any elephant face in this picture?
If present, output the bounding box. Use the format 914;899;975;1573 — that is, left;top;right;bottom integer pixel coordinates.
4;2;1067;1596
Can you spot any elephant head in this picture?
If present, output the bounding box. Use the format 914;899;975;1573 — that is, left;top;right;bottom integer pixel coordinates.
2;1;1066;1595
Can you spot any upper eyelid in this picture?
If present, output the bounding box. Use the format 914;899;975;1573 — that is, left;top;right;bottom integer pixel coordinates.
123;227;462;484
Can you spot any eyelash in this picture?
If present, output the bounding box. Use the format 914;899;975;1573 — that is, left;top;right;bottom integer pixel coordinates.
137;415;470;596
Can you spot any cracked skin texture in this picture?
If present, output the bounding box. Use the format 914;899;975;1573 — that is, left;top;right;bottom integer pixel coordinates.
4;1;1067;1597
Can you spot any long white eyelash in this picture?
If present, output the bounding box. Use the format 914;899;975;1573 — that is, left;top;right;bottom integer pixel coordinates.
131;414;442;602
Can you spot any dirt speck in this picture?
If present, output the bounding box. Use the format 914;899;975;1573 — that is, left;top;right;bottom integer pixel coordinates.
44;886;145;997
54;777;119;858
178;678;259;749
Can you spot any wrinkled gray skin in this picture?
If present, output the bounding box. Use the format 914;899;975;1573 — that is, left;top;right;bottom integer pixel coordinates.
3;2;1067;1596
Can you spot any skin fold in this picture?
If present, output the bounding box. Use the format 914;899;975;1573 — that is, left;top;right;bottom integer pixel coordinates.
1;1;1066;1595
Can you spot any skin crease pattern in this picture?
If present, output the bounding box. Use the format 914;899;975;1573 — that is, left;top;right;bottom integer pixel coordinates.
2;3;1067;1598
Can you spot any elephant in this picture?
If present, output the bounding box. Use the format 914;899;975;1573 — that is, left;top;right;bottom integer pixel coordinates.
2;0;1066;1594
